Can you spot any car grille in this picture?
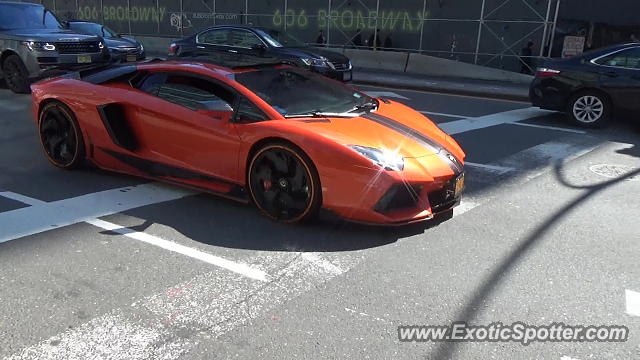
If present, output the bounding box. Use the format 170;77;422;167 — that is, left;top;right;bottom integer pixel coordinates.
427;179;459;213
330;61;351;71
112;47;139;54
55;41;101;54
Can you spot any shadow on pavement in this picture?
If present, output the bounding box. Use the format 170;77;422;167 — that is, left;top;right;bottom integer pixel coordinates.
431;143;640;359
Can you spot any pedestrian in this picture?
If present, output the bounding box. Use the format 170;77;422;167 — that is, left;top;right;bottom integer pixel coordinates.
520;40;534;74
368;29;381;50
315;30;326;46
383;32;393;50
352;29;363;48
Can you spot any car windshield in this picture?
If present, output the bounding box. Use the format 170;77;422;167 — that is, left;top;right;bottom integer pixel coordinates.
235;67;376;117
69;22;115;37
256;29;307;48
0;4;62;30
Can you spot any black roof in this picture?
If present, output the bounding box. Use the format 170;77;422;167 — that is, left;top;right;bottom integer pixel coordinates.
0;1;43;6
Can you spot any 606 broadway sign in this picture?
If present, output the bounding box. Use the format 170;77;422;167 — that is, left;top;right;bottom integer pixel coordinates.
398;322;629;345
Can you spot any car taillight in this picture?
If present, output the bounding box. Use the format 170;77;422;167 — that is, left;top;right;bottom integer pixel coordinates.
536;67;561;78
168;43;177;55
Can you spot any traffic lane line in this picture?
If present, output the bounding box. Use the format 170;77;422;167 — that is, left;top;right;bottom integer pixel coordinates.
353;83;531;104
5;252;356;360
0;190;270;282
625;289;640;317
0;183;195;244
419;110;466;119
510;121;587;134
441;107;555;135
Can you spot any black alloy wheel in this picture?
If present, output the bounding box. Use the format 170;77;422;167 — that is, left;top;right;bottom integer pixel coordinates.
248;143;321;223
39;102;84;169
3;55;30;94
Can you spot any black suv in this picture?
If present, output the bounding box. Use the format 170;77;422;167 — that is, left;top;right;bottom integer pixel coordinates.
0;1;110;93
169;25;353;82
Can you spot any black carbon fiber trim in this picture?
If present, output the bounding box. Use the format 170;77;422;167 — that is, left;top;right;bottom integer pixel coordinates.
362;113;463;175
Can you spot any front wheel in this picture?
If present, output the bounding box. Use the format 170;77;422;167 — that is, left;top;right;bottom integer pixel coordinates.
39;102;85;169
248;143;321;223
2;54;30;94
567;91;611;128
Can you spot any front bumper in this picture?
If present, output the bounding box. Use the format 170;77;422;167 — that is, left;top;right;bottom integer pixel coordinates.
24;50;111;77
109;49;146;63
311;65;353;82
322;154;464;225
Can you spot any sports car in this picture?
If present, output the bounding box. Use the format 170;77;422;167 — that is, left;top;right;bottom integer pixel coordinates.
30;59;466;225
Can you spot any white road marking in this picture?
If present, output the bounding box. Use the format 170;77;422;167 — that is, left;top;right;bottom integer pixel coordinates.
0;183;195;244
419;110;466;119
441;107;555;135
86;218;270;282
344;307;389;323
625;289;640;317
560;356;581;360
300;252;344;275
510;121;586;134
454;200;480;217
0;190;269;282
465;162;516;174
363;91;410;100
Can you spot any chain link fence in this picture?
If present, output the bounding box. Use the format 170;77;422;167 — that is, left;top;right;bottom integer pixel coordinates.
19;0;561;73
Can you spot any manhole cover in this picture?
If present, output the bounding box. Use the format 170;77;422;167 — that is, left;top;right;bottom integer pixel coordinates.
589;164;640;181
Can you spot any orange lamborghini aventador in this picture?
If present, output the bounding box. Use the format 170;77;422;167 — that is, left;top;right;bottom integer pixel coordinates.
30;59;465;225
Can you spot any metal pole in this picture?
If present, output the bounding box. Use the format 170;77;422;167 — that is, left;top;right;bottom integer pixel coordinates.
180;0;184;38
127;0;131;35
418;0;426;52
539;0;552;57
75;0;78;19
474;0;486;64
245;0;248;24
373;0;380;50
213;0;216;26
548;0;560;57
283;0;287;31
326;0;331;46
156;0;160;35
100;0;104;25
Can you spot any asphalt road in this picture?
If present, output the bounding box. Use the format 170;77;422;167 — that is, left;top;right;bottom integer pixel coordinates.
1;79;639;360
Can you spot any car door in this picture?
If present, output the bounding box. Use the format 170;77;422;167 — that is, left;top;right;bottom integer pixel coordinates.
594;47;640;112
132;71;243;184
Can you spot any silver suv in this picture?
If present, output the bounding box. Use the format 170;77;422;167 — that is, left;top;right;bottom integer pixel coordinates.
0;1;110;93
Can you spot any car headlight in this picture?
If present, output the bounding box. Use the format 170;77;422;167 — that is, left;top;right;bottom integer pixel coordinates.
349;145;404;171
300;58;328;67
138;43;144;52
98;41;105;50
21;41;56;51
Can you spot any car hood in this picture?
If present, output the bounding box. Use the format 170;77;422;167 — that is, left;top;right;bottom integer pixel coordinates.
0;28;101;42
286;101;465;161
272;46;349;64
105;36;139;49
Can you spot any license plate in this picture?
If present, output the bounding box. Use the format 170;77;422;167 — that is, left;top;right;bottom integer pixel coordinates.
77;55;91;64
126;55;137;62
454;173;465;197
343;71;352;82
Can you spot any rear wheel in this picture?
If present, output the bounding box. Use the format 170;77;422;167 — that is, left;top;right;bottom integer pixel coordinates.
39;102;85;169
248;143;321;223
2;54;30;94
567;91;611;128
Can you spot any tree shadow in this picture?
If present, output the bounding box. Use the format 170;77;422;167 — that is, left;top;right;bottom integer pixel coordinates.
431;144;640;359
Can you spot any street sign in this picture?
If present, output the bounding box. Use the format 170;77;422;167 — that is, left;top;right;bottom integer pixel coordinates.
562;36;586;58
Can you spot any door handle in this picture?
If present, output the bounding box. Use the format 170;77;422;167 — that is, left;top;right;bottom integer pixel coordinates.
228;49;238;53
197;45;205;49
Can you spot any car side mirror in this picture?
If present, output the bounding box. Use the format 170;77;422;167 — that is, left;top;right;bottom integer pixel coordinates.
61;21;69;29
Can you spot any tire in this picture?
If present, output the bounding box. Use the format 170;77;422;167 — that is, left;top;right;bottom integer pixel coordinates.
38;101;85;169
2;54;31;94
247;142;322;223
566;90;611;128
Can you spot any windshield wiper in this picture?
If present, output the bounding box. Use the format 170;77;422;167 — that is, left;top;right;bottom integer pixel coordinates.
349;100;378;113
285;110;360;118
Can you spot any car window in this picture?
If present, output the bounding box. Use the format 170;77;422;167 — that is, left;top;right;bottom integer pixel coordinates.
228;30;264;48
595;48;640;69
69;22;115;37
0;4;62;30
139;74;235;112
235;97;268;123
198;29;232;46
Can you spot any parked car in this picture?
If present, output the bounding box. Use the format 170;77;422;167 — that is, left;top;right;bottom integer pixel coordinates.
66;21;145;63
0;1;109;93
530;42;640;127
169;25;353;82
30;59;465;225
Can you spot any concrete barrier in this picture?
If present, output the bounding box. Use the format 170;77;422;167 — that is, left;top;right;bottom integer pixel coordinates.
134;35;175;57
343;48;409;73
405;52;533;84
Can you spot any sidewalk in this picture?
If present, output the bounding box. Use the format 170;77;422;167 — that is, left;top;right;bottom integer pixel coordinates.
353;68;532;102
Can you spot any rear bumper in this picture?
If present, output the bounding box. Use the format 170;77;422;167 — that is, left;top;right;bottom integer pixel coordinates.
529;78;570;111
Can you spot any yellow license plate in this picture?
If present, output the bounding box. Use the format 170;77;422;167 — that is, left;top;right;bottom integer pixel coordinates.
126;55;137;62
77;55;92;63
454;173;465;197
